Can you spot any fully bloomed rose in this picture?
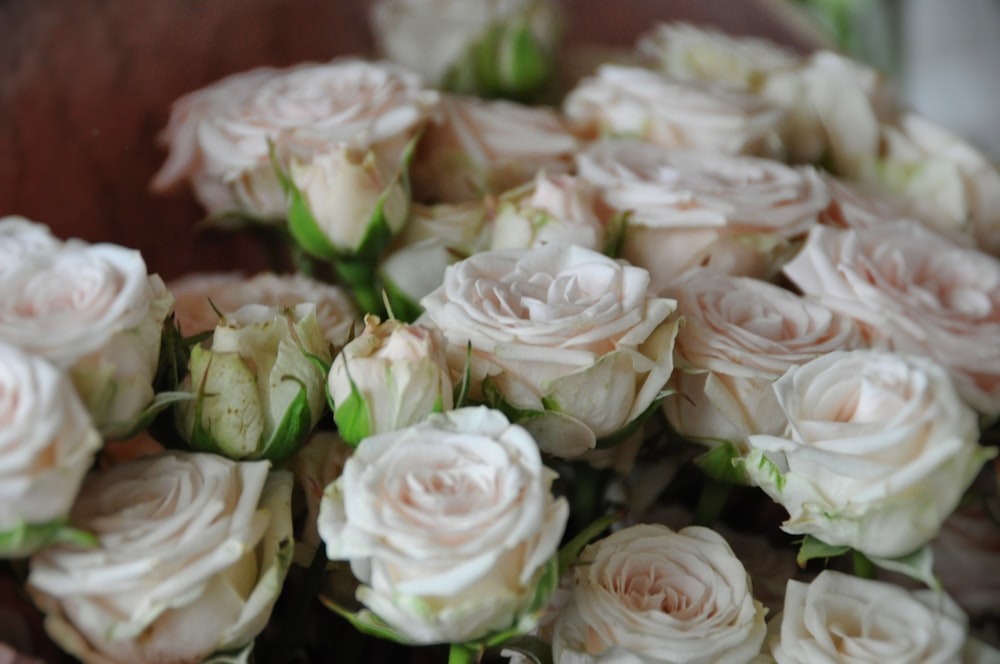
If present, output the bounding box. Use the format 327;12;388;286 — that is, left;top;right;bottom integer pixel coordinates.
663;269;863;453
743;350;993;558
563;65;786;158
0;242;173;437
635;21;802;93
419;243;679;456
27;452;293;664
168;271;359;345
318;406;569;644
151;58;439;220
0;343;102;558
784;221;1000;416
766;571;969;663
327;314;453;444
553;523;767;663
0;216;62;278
576;139;828;291
410;93;578;204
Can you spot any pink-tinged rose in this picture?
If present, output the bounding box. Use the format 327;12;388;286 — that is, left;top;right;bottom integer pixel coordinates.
328;314;453;444
151;58;439;218
767;571;968;663
635;21;802;93
27;452;294;664
576;140;828;291
563;65;787;158
411;94;578;203
0;343;102;558
0;217;62;278
663;269;864;452
858;112;1000;254
784;222;1000;415
553;523;767;664
0;243;172;437
762;50;898;166
419;244;679;456
490;173;607;252
744;350;993;558
318;406;569;644
168;271;359;346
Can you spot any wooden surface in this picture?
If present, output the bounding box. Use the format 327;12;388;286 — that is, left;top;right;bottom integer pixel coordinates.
0;0;820;280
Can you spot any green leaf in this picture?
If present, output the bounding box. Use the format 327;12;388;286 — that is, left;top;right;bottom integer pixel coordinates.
693;441;751;485
333;362;371;447
557;510;626;574
867;545;941;591
796;534;851;568
260;378;314;464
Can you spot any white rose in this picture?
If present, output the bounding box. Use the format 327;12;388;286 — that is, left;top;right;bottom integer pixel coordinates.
563;65;786;158
577;139;828;291
175;303;331;462
0;243;173;437
663;269;864;453
783;222;1000;415
635;21;802;92
553;523;767;664
328;314;453;444
0;344;102;558
744;350;993;558
490;173;606;252
369;0;563;94
857;113;1000;253
27;452;292;664
761;50;898;166
411;93;578;203
151;58;439;218
419;243;679;456
0;216;62;278
168;271;359;345
318;406;569;644
767;571;968;663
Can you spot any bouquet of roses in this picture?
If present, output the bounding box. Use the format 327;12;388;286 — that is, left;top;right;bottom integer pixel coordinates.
3;1;1000;663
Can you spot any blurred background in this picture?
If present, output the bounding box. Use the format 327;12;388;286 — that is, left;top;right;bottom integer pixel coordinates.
1;0;997;279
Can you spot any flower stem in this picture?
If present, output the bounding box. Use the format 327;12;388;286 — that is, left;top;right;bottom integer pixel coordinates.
693;478;731;527
448;644;478;664
852;550;876;579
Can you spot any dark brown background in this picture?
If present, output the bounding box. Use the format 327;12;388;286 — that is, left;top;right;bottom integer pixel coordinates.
0;0;822;280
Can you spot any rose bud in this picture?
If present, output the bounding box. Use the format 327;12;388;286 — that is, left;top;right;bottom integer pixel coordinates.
175;303;331;463
328;315;454;445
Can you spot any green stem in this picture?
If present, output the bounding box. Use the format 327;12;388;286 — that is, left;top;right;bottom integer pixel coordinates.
852;550;876;579
333;259;385;318
448;644;478;664
693;478;731;527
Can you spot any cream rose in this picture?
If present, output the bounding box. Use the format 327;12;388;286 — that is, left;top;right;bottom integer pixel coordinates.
151;58;439;218
783;222;1000;415
767;571;968;663
27;452;293;664
168;271;359;345
635;21;802;93
744;350;993;558
563;65;786;158
0;217;62;278
663;269;863;453
419;243;679;456
327;314;453;444
576;139;828;291
489;173;607;252
0;243;173;437
0;343;102;558
411;93;578;204
318;406;569;644
553;523;767;663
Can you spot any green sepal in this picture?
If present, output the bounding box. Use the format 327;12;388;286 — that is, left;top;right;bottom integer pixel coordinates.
332;361;372;447
867;545;940;591
318;595;419;646
453;342;474;409
259;377;314;465
557;510;626;575
269;140;341;261
795;534;851;568
593;389;673;449
482;377;546;423
199;642;254;664
188;355;220;454
0;518;98;558
496;21;551;99
101;390;197;441
602;211;630;259
693;440;751;485
381;276;425;324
